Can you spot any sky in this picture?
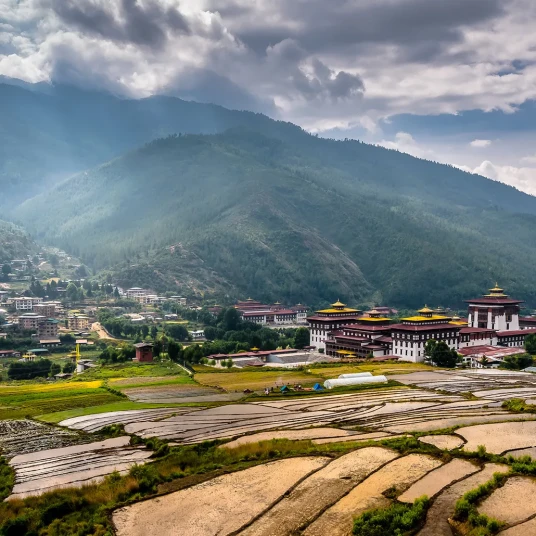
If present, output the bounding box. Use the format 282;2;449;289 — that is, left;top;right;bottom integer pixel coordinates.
1;0;536;194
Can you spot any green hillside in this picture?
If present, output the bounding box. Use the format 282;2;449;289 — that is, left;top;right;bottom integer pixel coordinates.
0;82;299;207
0;220;37;264
15;129;536;308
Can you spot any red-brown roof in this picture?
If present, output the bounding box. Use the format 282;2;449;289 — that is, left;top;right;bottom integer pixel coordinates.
465;297;523;305
307;315;361;322
343;323;392;332
497;329;536;337
390;323;461;332
459;327;496;334
375;335;393;343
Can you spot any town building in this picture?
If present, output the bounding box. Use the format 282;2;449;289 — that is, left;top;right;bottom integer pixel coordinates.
458;345;527;368
11;297;43;311
0;291;9;303
18;313;46;331
520;316;536;329
38;318;59;339
0;350;21;358
170;296;187;306
306;300;362;350
189;329;205;340
135;342;153;362
126;287;147;300
67;315;90;331
33;303;56;318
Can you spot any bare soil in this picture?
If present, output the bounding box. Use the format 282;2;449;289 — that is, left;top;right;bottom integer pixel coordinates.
478;476;536;524
304;454;442;536
418;435;465;450
398;459;479;503
459;421;536;454
112;457;329;536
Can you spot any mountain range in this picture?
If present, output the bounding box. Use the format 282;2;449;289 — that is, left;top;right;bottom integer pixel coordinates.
3;79;536;308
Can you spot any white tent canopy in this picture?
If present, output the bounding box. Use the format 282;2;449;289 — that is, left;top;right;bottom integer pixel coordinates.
338;372;373;379
324;375;388;389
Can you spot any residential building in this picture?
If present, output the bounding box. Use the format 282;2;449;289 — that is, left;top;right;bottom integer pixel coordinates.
0;291;9;303
170;296;187;306
38;318;59;338
458;345;527;368
12;297;43;311
189;329;205;340
33;303;56;318
68;315;90;331
126;287;147;300
18;313;46;331
0;350;21;358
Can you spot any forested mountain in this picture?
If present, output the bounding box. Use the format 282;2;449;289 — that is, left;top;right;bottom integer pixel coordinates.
15;128;536;308
0;81;298;207
0;220;37;264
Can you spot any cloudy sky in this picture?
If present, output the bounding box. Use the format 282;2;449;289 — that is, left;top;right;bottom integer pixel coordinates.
2;0;536;194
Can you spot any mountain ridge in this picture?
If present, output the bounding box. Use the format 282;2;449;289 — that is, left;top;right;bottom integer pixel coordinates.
14;128;536;307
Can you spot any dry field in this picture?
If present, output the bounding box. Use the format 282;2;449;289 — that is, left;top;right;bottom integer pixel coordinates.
195;370;324;391
8;436;153;500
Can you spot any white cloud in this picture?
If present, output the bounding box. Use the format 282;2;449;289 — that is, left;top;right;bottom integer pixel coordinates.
521;154;536;165
377;131;431;159
470;139;492;148
470;160;536;195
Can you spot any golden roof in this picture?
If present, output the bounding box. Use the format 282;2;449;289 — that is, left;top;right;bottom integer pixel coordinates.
417;305;434;314
484;283;507;297
250;346;260;351
402;314;449;322
358;316;390;322
316;307;359;314
331;299;346;307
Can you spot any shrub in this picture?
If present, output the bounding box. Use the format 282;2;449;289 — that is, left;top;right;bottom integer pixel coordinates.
353;496;430;536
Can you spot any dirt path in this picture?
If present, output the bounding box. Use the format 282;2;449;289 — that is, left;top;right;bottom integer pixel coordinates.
91;322;118;340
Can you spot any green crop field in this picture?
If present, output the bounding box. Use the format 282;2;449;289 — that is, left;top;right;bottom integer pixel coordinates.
71;362;192;381
0;380;122;420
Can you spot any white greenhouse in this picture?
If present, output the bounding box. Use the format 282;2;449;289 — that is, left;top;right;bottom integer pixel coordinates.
324;375;388;389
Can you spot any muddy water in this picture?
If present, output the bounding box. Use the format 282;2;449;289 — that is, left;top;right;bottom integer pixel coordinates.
398;459;479;503
113;457;329;536
478;476;536;524
417;463;509;536
418;435;464;450
239;447;398;536
304;454;442;536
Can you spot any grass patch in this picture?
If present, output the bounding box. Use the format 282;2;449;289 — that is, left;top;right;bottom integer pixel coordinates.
502;398;536;413
453;472;507;535
352;496;430;536
0;457;14;502
109;376;196;390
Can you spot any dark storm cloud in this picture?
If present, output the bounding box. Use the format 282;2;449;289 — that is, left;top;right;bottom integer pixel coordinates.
46;0;190;48
220;0;505;59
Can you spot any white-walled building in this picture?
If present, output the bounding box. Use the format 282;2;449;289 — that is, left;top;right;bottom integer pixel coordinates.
466;284;521;331
11;297;43;311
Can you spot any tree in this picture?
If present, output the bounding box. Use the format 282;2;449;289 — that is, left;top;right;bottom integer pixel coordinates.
150;325;158;339
1;264;10;281
113;287;120;299
63;361;76;373
221;308;241;332
50;363;61;377
166;324;189;341
226;358;233;369
48;254;59;268
66;282;79;301
168;340;182;362
141;325;149;338
501;353;534;370
526;333;536;355
426;340;459;368
293;327;310;349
